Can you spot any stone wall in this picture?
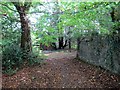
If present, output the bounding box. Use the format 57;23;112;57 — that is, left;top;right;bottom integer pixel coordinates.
77;34;120;74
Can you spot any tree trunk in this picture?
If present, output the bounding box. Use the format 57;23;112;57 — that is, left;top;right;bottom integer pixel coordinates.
58;37;63;49
14;4;32;54
68;38;71;51
110;7;115;22
63;40;68;49
19;11;32;52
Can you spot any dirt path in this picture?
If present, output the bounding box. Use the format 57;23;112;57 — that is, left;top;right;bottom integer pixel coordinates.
2;50;120;88
43;50;76;59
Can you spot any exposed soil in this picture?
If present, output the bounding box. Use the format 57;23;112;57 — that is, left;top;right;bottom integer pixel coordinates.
2;50;120;88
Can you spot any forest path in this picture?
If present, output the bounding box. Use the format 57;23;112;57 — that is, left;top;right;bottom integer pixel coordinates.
2;50;120;88
43;50;76;60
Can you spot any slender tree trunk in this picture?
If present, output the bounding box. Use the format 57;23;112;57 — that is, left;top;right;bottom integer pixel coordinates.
58;37;63;49
110;7;115;22
68;38;71;51
63;40;68;49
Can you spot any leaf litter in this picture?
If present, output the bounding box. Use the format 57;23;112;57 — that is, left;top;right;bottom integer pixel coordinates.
2;50;120;88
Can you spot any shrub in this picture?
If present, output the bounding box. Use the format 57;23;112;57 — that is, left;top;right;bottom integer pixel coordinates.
27;47;44;66
2;44;44;75
2;44;23;75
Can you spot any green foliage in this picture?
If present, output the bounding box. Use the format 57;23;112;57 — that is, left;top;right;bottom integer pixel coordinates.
58;2;115;37
1;1;119;75
32;14;58;47
27;48;44;66
29;2;120;51
2;44;23;75
2;44;44;75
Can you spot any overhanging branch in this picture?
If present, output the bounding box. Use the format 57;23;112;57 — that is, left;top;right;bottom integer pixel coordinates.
0;3;18;12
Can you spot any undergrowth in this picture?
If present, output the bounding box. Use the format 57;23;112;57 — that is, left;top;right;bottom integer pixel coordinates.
2;44;44;75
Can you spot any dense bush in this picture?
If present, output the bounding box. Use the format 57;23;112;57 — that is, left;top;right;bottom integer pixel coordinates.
2;44;23;75
2;44;44;75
